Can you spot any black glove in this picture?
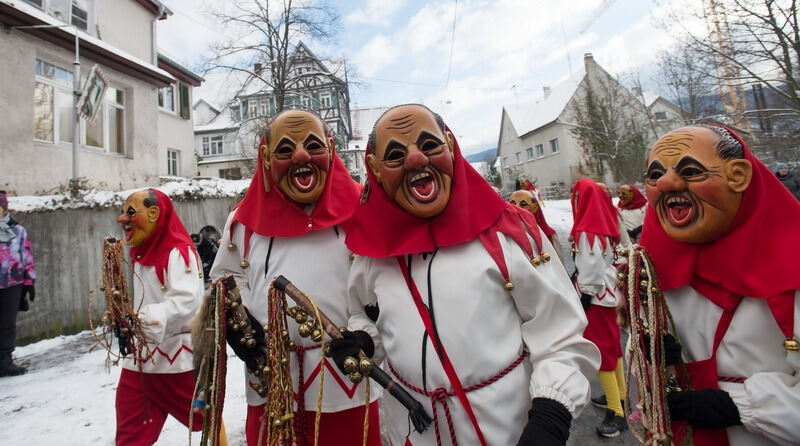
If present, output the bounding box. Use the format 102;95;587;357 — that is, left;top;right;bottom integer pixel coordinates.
328;330;374;374
580;293;593;311
23;283;35;302
225;305;266;373
643;333;682;366
667;389;742;429
517;398;572;446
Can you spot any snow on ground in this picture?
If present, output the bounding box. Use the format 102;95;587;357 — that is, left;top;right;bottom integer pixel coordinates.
2;331;248;445
7;178;250;213
0;199;578;445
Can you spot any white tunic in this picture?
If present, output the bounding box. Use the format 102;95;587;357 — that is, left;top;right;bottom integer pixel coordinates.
347;229;600;445
210;212;380;411
618;207;646;233
574;232;623;308
123;248;203;374
665;287;800;445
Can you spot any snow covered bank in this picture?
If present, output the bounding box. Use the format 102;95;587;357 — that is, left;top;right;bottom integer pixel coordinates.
7;178;250;214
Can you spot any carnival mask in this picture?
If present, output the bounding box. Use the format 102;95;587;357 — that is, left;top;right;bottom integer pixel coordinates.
118;190;160;247
645;126;752;243
509;190;539;214
261;110;332;204
618;185;633;206
367;104;455;218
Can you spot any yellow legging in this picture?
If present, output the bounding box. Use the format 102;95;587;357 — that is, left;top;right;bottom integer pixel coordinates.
218;419;228;446
598;358;627;417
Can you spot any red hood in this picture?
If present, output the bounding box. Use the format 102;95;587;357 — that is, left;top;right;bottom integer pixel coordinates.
570;178;620;251
618;184;647;210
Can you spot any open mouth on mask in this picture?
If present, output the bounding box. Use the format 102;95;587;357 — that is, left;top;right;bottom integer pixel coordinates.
292;165;317;193
662;193;696;227
406;170;438;203
123;223;135;241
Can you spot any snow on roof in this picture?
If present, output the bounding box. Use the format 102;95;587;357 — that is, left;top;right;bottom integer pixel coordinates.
503;69;586;137
7;178;250;213
349;106;390;144
641;91;660;108
194;105;239;132
4;0;174;83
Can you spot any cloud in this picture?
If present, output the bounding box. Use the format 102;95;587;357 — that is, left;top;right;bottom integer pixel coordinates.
345;0;407;27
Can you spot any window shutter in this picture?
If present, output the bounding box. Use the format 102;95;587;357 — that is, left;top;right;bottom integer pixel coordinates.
179;83;190;119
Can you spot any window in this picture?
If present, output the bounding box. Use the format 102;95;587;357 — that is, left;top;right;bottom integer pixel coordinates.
258;98;267;117
71;0;88;30
654;111;667;121
34;59;74;144
549;138;559;154
27;0;90;31
515;152;521;164
178;83;190;119
85;86;125;154
158;84;175;112
535;144;544;158
219;168;242;180
320;92;331;108
167;150;179;176
231;106;240;122
300;96;312;109
526;147;533;160
202;135;224;155
241;100;249;119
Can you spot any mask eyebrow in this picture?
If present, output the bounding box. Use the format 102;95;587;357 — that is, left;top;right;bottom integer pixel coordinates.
303;134;325;147
275;137;296;148
673;155;708;171
647;159;666;172
416;130;443;146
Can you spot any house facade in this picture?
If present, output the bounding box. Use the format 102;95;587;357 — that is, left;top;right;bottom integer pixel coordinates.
0;0;202;195
497;54;679;197
195;42;352;180
344;106;389;183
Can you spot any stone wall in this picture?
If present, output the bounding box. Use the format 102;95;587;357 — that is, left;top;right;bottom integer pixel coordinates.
13;197;237;344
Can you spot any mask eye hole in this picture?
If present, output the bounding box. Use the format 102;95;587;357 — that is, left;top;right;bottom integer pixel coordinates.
385;149;405;161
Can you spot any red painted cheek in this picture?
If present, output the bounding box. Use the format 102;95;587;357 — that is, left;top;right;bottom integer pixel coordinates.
645;185;660;205
429;151;454;177
270;158;292;183
131;214;147;229
689;180;728;205
379;166;405;197
310;152;330;173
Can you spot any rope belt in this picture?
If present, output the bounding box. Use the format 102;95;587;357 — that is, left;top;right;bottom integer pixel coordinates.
718;376;747;384
293;343;322;445
387;350;528;446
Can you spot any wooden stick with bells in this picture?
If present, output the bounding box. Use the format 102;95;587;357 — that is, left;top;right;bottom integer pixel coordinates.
273;275;433;434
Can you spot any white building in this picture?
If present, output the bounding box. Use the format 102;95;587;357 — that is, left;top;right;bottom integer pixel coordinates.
0;0;202;195
497;54;681;196
344;106;389;183
194;42;352;181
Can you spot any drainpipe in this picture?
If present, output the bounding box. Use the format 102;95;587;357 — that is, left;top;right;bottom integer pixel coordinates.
151;5;165;64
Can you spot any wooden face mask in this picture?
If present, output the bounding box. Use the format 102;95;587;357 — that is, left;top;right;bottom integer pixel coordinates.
367;104;455;219
509;190;538;214
645;126;752;244
617;185;633;206
117;190;160;247
263;110;333;204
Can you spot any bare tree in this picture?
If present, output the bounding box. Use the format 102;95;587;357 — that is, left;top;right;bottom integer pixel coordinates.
204;0;340;112
655;43;718;123
568;77;651;183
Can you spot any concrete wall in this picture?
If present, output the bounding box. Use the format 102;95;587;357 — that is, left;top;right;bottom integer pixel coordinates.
97;0;155;63
158;85;196;177
515;123;581;190
13;197;238;344
0;31;161;195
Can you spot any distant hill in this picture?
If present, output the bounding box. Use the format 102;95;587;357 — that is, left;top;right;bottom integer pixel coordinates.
465;147;496;163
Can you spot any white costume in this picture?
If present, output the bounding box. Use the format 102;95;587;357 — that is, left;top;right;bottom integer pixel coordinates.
347;230;600;445
666;288;800;445
123;248;203;373
210;212;380;410
618;207;645;234
573;232;622;308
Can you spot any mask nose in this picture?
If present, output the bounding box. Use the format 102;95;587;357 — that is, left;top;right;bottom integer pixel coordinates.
404;146;428;170
656;169;686;193
292;146;311;164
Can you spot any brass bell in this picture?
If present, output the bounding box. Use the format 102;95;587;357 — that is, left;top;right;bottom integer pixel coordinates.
263;365;271;375
227;243;237;251
257;387;268;398
640;268;648;276
310;328;323;342
639;280;648;289
530;257;541;267
240;318;250;327
298;323;313;338
650;287;659;294
287;306;298;317
541;252;551;262
294;312;308;324
240;259;250;269
280;357;289;365
245;337;257;348
161;285;167;291
228;299;239;309
281;329;289;339
231;323;240;332
185;267;192;273
288;341;296;349
617;272;626;282
784;338;799;352
322;343;331;357
113;290;121;297
273;418;283;427
359;358;373;375
348;372;363;383
504;282;514;292
343;356;359;374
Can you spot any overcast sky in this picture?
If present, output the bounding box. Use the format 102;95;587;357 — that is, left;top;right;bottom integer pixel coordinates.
158;0;699;154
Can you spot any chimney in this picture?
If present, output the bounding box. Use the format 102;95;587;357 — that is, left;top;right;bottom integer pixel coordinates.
254;63;263;74
584;53;593;62
543;86;551;99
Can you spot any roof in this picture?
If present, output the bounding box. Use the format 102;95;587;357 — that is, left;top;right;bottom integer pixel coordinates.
157;53;204;87
193;98;220;114
641;91;660;108
502;69;586;138
349;106;390;144
135;0;172;19
194;105;239;133
0;0;174;87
